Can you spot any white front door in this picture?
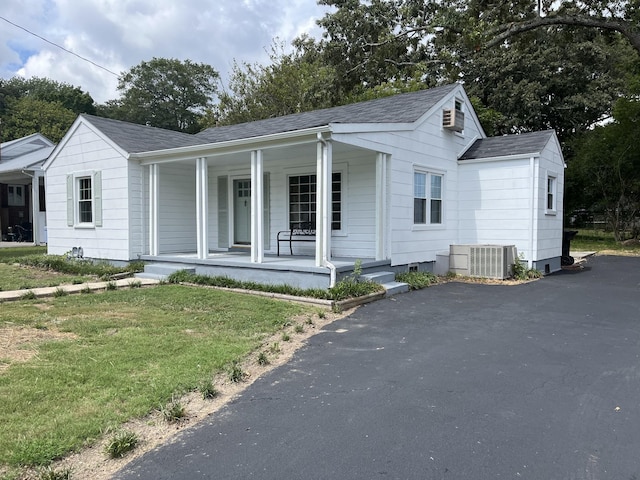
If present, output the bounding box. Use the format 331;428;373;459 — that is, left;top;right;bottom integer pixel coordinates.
233;179;251;245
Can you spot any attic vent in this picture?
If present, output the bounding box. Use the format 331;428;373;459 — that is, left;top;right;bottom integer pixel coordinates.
449;244;517;280
443;109;464;132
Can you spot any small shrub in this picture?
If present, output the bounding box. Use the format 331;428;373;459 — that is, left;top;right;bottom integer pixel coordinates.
20;290;36;300
226;361;246;383
104;430;138;458
37;467;72;480
305;316;314;325
71;278;84;285
128;280;142;289
257;352;269;366
332;303;343;314
270;342;281;354
105;281;118;291
294;324;304;333
395;271;437;290
512;254;542;281
281;332;291;342
160;397;185;423
53;287;68;297
198;379;218;399
317;310;326;319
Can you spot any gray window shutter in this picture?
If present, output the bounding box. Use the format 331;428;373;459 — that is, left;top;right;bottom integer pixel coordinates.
263;173;270;249
66;175;74;226
217;176;228;248
93;171;103;227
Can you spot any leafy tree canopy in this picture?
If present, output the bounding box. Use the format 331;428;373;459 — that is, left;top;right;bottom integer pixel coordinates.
104;57;220;133
0;77;95;143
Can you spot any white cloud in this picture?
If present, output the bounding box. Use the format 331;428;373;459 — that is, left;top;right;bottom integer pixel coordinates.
0;0;329;103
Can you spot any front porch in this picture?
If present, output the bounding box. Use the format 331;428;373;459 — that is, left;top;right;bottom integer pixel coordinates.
138;252;394;289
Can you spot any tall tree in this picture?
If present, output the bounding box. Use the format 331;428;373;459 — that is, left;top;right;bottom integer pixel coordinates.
0;77;95;143
212;39;338;126
105;58;219;133
568;95;640;240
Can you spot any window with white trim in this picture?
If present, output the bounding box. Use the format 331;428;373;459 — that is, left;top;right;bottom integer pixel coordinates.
414;171;443;225
546;174;557;213
288;172;342;230
67;171;102;228
77;176;93;224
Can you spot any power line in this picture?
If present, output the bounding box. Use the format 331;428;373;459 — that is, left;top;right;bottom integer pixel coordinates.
0;15;120;77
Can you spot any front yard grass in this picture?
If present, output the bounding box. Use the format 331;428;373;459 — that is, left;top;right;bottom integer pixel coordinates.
0;285;313;470
0;247;143;292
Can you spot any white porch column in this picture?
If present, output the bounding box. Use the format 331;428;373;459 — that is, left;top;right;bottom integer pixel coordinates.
196;157;209;260
375;153;388;261
149;164;159;256
316;135;332;267
30;172;41;244
250;150;264;263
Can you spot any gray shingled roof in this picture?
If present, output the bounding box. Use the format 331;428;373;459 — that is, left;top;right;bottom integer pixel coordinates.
460;130;555;160
82;115;203;153
81;84;459;154
195;84;459;144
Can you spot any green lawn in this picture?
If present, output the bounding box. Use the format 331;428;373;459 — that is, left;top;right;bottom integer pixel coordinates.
0;285;316;470
570;229;640;254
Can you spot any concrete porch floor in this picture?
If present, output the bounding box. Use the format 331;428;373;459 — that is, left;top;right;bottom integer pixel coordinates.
138;252;391;289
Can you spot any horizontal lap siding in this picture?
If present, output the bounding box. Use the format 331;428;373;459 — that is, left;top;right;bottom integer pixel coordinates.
535;142;564;260
458;160;532;252
158;162;197;254
46;124;132;260
387;114;473;266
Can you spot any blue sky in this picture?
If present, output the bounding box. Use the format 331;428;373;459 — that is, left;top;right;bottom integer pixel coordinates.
0;0;329;103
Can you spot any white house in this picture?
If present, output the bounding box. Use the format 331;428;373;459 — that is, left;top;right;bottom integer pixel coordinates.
43;83;565;288
0;133;53;244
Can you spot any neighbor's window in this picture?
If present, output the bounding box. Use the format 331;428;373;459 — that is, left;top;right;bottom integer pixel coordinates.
7;185;25;206
289;173;342;230
414;171;443;225
77;176;93;224
546;175;557;212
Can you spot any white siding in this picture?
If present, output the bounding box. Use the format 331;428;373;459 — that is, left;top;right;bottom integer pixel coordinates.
457;159;533;254
534;140;565;262
334;92;485;266
46;123;132;261
158;161;197;254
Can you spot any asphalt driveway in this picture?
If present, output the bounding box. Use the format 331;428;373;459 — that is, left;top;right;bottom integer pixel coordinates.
113;255;640;479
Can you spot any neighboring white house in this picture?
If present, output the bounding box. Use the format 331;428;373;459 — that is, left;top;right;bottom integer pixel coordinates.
43;83;565;288
0;133;53;244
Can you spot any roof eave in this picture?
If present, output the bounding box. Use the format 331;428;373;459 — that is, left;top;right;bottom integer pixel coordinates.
131;125;332;164
458;152;542;163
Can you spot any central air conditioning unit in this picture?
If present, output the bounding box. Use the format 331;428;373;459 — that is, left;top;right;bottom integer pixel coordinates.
449;244;517;280
442;109;465;132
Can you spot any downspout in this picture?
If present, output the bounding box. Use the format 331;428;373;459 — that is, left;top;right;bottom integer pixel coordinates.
317;133;337;287
529;157;536;269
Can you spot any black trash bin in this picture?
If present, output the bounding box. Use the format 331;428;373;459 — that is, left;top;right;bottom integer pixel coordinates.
562;230;578;266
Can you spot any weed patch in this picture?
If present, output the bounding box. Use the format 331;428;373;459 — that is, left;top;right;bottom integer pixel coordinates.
104;430;138;459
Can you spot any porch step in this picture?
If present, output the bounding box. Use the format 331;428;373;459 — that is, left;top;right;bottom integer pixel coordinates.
136;263;196;281
360;271;396;284
361;271;409;297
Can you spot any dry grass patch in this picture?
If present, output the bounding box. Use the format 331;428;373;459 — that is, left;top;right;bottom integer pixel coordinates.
0;325;77;373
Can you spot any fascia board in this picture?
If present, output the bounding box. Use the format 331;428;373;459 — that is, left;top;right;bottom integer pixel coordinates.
458;153;541;164
329;122;414;134
132;126;331;164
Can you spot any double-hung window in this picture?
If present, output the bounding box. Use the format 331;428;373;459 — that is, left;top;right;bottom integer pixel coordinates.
288;172;342;231
77;177;93;224
67;172;102;227
546;174;557;213
414;171;443;225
